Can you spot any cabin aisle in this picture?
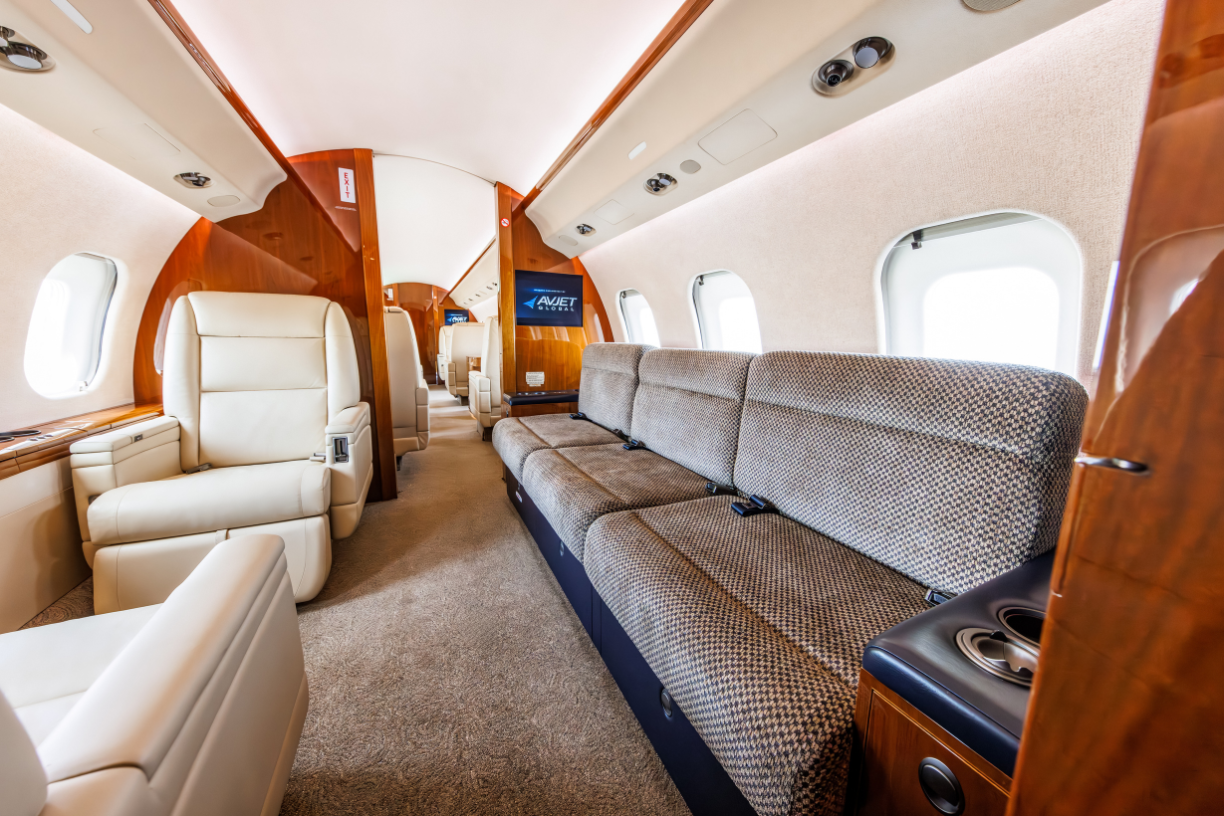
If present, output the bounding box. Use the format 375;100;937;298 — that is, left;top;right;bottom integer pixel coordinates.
282;385;689;815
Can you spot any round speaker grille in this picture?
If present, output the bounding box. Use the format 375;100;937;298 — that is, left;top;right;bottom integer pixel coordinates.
963;0;1023;11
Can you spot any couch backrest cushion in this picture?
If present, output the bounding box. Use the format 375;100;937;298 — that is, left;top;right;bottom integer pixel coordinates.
385;308;419;435
481;316;502;408
577;343;651;434
735;351;1088;593
630;349;754;486
165;292;360;470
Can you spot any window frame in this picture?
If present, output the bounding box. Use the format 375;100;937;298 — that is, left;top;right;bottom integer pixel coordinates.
617;288;660;346
690;269;763;353
23;252;120;399
878;212;1082;375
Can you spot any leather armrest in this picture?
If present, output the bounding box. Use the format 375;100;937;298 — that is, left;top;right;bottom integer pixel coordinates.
69;416;179;459
472;374;490;393
325;403;370;437
37;536;291;784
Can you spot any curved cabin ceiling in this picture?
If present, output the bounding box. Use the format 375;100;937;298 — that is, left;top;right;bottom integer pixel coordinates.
169;0;690;196
373;155;494;288
0;0;285;219
527;0;1112;257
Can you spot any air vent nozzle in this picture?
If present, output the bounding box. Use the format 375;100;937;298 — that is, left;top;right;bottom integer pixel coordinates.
175;172;213;189
644;173;678;196
575;224;596;236
0;28;55;72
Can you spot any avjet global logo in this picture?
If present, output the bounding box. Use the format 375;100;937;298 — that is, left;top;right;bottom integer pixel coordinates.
523;295;578;313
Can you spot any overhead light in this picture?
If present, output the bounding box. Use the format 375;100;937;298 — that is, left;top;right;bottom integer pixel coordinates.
175;172;213;188
50;0;93;34
628;141;647;160
0;28;55;72
575;224;596;236
644;173;678;196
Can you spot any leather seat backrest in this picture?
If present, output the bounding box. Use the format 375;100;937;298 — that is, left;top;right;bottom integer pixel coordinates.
447;323;485;384
734;351;1089;594
630;349;754;487
439;326;453;361
0;689;46;816
164;292;361;470
480;316;502;407
576;343;652;434
385;308;420;435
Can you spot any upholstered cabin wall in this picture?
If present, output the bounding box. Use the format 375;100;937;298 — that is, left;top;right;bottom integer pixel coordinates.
579;0;1164;384
0;102;197;431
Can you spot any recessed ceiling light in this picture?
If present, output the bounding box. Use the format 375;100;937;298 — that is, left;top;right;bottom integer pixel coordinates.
628;141;647;160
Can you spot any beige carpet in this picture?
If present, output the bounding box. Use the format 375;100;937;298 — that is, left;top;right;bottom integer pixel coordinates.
26;386;691;815
282;386;690;815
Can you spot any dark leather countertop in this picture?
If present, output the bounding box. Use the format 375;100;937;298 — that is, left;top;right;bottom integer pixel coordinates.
862;552;1054;777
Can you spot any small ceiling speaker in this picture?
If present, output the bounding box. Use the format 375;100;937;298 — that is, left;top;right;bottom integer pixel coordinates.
962;0;1024;11
208;194;240;207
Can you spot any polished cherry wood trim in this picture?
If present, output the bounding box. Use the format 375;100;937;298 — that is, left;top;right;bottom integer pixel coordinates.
0;403;163;483
854;670;1010;816
1009;3;1224;814
444;238;497;304
354;149;398;502
517;0;717;212
496;183;520;399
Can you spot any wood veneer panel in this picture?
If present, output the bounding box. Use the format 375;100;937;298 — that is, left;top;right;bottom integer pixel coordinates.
1008;3;1224;814
855;671;1009;816
0;403;162;483
497;183;520;399
517;0;717;211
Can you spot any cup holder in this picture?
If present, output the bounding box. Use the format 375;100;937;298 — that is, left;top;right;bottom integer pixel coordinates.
956;628;1039;687
999;606;1045;647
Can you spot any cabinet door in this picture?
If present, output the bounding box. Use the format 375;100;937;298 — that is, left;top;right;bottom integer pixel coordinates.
858;689;1010;816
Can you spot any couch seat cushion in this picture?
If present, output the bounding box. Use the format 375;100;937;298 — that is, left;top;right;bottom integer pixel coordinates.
584;496;930;815
521;444;710;559
88;460;331;546
492;414;622;481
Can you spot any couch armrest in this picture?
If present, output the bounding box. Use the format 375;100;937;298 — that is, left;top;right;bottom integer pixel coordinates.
38;536;300;786
326;404;373;538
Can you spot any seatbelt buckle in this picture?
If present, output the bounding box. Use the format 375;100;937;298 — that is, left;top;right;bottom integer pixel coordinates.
185;463;212;475
569;412;588;421
731;495;777;517
924;588;958;607
706;481;733;496
622;439;646;451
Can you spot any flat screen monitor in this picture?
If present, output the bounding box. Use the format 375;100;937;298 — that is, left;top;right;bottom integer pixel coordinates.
515;270;584;328
444;309;469;325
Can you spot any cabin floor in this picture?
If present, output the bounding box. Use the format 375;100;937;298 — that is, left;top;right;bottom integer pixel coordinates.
28;386;691;815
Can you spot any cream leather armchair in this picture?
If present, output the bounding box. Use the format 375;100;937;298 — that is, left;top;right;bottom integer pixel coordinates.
436;325;452;387
0;535;307;816
468;315;502;439
385;307;430;461
70;292;373;613
445;322;485;403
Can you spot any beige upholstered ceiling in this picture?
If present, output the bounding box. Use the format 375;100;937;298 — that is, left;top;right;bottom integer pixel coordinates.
170;0;689;196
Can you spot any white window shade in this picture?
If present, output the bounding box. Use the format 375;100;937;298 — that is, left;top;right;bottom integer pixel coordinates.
882;215;1080;375
693;270;762;353
24;253;117;398
618;288;660;346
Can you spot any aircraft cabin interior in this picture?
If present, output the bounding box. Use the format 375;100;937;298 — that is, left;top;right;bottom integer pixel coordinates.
0;0;1220;814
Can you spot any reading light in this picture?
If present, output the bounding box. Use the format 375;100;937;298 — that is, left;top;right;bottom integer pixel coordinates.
175;172;213;188
628;141;647;160
644;173;678;195
575;224;596;236
0;28;55;72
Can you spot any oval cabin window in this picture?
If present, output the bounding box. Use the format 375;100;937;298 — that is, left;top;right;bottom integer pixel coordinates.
23;253;118;397
881;213;1080;375
692;270;762;353
618;288;661;346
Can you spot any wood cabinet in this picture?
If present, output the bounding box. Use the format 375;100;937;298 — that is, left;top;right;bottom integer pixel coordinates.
855;671;1010;816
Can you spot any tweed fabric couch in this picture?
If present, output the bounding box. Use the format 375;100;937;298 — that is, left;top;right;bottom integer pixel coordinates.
496;345;1088;816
